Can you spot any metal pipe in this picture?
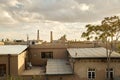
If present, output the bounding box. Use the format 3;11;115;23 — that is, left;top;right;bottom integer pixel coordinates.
8;54;10;75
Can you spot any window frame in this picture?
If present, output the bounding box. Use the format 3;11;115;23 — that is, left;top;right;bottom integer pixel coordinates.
87;68;96;80
41;52;53;59
0;64;6;77
106;68;114;79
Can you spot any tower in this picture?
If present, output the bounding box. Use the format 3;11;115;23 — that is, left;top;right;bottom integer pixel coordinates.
27;34;29;46
37;30;39;41
50;31;53;43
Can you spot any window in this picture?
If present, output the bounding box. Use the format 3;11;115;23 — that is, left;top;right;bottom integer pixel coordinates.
41;52;53;58
106;68;114;79
0;64;6;77
88;68;95;80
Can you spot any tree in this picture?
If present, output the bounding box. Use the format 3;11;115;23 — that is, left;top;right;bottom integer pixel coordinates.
59;35;67;40
1;39;4;42
82;16;120;50
81;16;120;80
102;16;120;51
81;24;100;41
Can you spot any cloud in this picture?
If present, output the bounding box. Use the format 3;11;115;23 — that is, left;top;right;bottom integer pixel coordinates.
0;21;87;41
79;3;90;11
0;7;16;24
1;0;120;23
16;0;120;22
0;0;120;41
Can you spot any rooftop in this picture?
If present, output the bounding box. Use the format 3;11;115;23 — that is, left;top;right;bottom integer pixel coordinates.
67;47;120;58
20;66;45;75
0;45;27;55
46;59;73;75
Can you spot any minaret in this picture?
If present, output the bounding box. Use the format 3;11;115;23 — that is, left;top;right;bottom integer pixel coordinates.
50;31;53;43
37;30;39;41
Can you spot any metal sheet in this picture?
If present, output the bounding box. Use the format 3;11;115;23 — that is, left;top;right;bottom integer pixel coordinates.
67;47;120;58
0;45;27;55
46;59;73;75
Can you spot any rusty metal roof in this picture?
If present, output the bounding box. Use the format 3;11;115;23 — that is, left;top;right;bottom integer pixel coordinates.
67;47;120;58
46;59;73;75
0;45;27;55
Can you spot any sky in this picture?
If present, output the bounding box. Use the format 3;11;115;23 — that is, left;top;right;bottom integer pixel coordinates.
0;0;120;42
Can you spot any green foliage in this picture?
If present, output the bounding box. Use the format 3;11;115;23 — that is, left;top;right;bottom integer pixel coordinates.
31;75;41;80
81;15;120;80
81;16;120;42
6;76;24;80
4;75;41;80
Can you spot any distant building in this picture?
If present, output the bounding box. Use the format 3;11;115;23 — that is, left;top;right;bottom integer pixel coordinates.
0;42;4;45
28;40;43;45
14;40;24;42
4;40;27;45
0;37;120;80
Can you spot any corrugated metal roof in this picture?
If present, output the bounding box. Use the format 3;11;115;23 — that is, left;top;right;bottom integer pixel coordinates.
67;47;120;58
0;45;27;55
46;59;73;75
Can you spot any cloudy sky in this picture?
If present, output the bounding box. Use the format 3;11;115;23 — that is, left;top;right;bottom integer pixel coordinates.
0;0;120;41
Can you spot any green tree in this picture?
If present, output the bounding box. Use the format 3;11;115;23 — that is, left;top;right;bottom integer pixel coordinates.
82;16;120;50
81;16;120;80
81;24;100;41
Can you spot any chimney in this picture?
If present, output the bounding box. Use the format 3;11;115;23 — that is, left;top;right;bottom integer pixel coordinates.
50;31;53;43
37;30;39;41
27;34;29;46
27;34;29;41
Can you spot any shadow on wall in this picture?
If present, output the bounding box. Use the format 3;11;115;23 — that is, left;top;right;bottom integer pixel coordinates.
114;76;120;80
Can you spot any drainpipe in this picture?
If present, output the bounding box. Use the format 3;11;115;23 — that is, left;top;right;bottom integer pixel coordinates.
8;54;10;75
72;58;75;73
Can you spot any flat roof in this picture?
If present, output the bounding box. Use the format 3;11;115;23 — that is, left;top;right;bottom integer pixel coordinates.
46;59;73;75
20;66;45;75
67;47;120;58
0;45;27;55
